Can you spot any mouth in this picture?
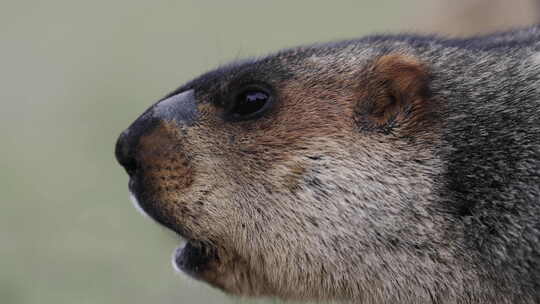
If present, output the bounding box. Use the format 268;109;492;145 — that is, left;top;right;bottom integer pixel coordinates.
128;186;218;278
172;239;218;277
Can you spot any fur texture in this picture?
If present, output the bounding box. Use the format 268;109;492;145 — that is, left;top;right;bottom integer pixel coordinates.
115;25;540;303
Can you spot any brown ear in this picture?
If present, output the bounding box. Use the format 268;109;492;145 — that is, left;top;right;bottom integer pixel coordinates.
355;54;434;135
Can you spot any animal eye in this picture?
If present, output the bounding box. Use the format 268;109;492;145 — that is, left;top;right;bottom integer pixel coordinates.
227;87;272;121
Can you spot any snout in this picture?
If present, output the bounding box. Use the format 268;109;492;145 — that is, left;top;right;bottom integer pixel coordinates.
115;89;198;177
115;88;199;226
115;89;224;279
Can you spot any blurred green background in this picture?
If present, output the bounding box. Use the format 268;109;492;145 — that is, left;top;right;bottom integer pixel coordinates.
1;1;537;303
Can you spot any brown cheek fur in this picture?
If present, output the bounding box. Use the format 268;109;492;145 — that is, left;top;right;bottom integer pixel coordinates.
235;81;356;160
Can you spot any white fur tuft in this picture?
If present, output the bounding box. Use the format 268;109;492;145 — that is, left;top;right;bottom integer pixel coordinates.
129;191;150;218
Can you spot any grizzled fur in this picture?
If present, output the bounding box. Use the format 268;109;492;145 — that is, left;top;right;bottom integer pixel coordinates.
115;25;540;303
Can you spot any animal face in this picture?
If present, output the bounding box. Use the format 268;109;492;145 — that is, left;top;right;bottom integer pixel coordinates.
115;46;442;301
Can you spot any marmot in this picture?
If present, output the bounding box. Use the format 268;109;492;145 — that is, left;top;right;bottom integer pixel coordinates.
115;25;540;303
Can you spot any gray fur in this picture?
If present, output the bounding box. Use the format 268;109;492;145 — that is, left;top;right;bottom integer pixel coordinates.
116;25;540;303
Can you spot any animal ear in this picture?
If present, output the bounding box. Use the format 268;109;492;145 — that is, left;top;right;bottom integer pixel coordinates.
354;54;434;135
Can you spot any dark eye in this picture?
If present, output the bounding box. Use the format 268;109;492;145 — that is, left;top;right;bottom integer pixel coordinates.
227;87;272;121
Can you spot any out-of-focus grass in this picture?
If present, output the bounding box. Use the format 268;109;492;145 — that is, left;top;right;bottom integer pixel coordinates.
0;1;535;303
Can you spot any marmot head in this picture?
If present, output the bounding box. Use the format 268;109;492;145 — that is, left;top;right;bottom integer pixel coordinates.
115;43;445;301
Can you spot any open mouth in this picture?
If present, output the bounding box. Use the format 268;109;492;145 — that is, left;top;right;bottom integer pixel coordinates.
172;239;218;277
128;188;218;277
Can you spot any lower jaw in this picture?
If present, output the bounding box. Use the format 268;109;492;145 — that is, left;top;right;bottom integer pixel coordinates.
171;239;188;273
173;244;268;297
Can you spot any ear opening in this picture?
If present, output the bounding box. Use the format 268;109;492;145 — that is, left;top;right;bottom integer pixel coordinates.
354;54;435;136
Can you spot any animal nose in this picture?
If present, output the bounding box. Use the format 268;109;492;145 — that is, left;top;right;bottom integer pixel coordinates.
115;89;198;176
115;129;138;176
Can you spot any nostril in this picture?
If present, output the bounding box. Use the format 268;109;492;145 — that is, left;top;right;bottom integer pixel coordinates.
115;130;138;176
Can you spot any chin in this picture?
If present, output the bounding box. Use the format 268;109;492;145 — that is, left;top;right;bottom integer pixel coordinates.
128;187;266;297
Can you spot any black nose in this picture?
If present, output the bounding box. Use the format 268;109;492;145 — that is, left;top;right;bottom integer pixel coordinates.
115;89;198;176
115;129;138;175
